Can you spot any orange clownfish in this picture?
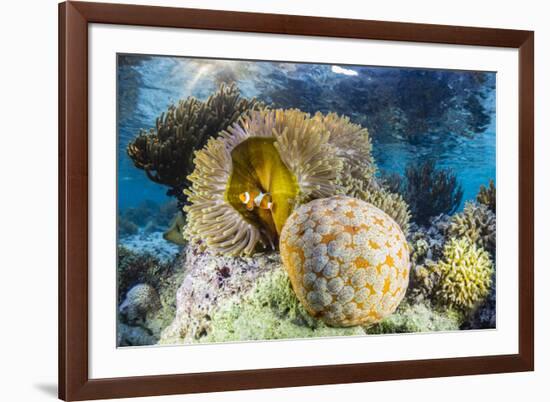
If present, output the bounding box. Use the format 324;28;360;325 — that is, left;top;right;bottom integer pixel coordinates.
239;191;273;211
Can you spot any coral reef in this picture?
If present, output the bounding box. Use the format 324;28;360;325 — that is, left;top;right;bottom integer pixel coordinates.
406;209;496;326
432;238;493;312
447;202;496;256
117;56;499;344
117;245;179;303
476;179;496;212
183;109;374;256
127;83;260;206
117;247;186;346
366;301;462;334
280;195;410;327
407;215;449;266
119;283;161;324
391;160;464;226
204;268;366;342
154;199;181;229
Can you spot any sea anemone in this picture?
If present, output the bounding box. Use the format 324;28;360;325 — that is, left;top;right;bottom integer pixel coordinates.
355;188;411;235
184;109;373;256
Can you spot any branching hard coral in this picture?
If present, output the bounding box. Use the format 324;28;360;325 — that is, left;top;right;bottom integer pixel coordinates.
399;160;463;226
203;268;366;342
407;259;441;304
476;179;496;213
184;109;374;256
432;238;493;312
447;202;496;257
127;83;260;206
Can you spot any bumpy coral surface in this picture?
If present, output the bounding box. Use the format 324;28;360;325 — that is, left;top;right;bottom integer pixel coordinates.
119;283;161;324
280;195;410;327
433;237;493;312
184;109;373;256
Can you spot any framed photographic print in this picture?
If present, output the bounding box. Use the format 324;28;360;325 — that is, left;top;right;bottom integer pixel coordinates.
59;1;534;400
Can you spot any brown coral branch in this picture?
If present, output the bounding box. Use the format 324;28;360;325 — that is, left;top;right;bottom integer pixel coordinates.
127;83;260;206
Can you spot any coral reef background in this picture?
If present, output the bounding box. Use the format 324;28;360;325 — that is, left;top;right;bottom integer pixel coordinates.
116;54;496;347
118;55;495;212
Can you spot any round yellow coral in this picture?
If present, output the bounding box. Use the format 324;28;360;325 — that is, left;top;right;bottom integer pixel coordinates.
280;195;410;327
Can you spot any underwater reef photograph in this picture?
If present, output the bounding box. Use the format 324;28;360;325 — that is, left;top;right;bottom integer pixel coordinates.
116;54;496;347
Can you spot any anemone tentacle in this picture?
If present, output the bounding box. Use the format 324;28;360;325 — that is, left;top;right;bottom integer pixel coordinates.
271;109;342;199
184;108;375;256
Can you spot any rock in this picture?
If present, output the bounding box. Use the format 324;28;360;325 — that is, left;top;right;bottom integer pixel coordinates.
117;322;157;346
160;243;279;344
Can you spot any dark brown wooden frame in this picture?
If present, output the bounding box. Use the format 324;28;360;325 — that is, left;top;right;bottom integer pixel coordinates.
59;1;534;400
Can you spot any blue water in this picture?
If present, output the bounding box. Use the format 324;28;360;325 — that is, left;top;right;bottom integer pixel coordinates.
117;54;495;213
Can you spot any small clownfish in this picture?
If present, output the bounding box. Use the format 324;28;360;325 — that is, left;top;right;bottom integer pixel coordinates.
239;191;273;211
